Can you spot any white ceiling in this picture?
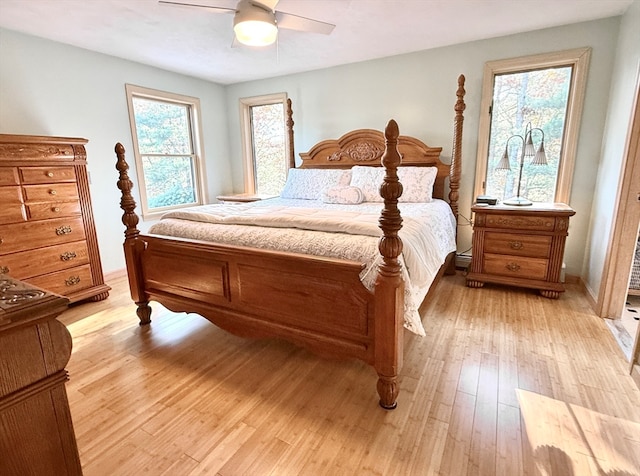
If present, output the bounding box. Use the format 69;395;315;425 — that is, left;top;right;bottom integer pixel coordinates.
0;0;633;85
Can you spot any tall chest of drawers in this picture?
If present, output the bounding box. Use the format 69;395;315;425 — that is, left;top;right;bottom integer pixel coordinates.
466;203;575;299
0;134;110;302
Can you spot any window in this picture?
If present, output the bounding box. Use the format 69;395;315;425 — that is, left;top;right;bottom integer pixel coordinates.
239;93;290;195
474;48;591;204
125;84;207;218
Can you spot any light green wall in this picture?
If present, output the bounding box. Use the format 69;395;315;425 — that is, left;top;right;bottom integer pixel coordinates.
225;17;621;276
584;0;640;300
0;28;231;274
0;11;631;282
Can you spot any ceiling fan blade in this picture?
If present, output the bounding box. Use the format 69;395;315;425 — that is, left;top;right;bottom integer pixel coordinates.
158;0;235;13
254;0;279;11
275;11;335;35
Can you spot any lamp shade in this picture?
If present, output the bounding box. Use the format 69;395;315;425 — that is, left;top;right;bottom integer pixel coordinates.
523;133;536;158
233;2;278;46
496;145;512;170
531;140;548;165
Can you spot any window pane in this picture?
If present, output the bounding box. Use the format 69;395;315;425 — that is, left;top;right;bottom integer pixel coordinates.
485;67;572;203
250;103;286;195
142;155;196;208
132;98;192;155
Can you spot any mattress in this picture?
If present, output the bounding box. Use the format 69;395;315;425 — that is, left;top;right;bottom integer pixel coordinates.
149;198;457;335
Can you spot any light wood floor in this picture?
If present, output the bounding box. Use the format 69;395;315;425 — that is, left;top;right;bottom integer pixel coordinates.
59;272;640;476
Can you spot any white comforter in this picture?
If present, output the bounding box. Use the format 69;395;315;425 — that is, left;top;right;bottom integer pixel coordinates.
150;198;456;336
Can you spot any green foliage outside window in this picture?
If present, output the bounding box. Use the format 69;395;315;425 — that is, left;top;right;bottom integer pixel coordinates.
250;103;286;195
486;67;571;203
132;97;197;209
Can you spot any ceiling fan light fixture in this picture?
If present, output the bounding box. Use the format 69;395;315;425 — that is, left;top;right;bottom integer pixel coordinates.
233;3;278;47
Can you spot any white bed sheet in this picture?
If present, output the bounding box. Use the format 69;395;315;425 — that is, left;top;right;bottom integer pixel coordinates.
149;198;456;336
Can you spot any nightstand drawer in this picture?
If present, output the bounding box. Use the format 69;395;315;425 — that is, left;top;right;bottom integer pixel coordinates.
483;253;548;280
484;232;551;258
485;214;555;232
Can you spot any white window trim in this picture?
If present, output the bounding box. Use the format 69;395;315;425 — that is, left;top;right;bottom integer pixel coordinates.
239;93;289;194
125;84;208;220
474;47;591;204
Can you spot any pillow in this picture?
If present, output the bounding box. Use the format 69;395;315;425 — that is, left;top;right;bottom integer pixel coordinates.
322;185;365;205
280;168;352;200
349;165;438;202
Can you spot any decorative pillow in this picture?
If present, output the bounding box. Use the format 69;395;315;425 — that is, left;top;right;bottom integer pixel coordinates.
349;165;438;202
322;185;365;205
280;168;352;200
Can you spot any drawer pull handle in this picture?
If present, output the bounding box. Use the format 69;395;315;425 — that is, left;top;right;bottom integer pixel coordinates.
505;263;521;272
0;266;9;274
65;276;81;286
46;171;54;177
0;238;3;245
509;241;523;250
56;225;72;235
60;251;77;261
49;189;57;195
52;207;61;212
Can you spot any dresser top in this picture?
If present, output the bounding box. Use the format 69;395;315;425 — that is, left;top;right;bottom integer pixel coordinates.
472;202;575;215
0;275;69;332
0;134;87;145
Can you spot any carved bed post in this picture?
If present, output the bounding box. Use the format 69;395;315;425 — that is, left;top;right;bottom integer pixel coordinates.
449;74;466;223
115;143;151;325
446;74;466;275
286;98;295;169
374;119;405;410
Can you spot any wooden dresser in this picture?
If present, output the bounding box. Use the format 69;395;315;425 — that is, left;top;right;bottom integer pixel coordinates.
0;135;110;303
466;203;575;298
0;275;82;475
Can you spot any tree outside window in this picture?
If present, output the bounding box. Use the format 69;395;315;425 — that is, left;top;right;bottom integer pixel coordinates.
125;85;206;218
474;48;591;205
240;93;289;195
487;67;572;203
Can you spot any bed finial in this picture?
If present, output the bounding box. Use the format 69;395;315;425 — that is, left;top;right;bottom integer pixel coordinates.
375;118;404;410
449;74;466;223
286;98;295;169
115;143;140;239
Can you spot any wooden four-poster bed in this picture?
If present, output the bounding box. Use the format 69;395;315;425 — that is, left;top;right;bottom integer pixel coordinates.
115;75;466;409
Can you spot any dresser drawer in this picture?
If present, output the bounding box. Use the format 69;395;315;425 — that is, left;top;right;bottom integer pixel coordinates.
26;200;81;220
484;214;556;232
19;166;76;184
484;232;551;258
0;186;25;224
0;216;86;255
0;240;89;279
483;253;548;280
23;183;79;201
27;264;93;296
0;167;19;186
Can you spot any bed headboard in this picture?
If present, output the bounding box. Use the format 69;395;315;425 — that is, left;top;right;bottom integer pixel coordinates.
286;75;466;218
298;130;446;198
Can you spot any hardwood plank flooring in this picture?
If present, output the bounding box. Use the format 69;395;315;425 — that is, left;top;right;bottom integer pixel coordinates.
59;272;640;475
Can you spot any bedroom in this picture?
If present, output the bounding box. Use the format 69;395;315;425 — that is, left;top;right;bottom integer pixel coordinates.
1;0;639;474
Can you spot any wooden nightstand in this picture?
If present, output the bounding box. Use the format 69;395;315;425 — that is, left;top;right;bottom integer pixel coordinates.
466;203;575;298
216;193;278;204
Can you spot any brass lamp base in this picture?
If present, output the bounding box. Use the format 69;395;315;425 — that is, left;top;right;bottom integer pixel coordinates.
502;196;533;206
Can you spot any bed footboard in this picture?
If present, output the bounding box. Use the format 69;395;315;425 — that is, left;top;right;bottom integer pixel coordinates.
115;121;406;409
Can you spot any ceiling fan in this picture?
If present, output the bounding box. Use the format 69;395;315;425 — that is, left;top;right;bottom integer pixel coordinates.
159;0;336;47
